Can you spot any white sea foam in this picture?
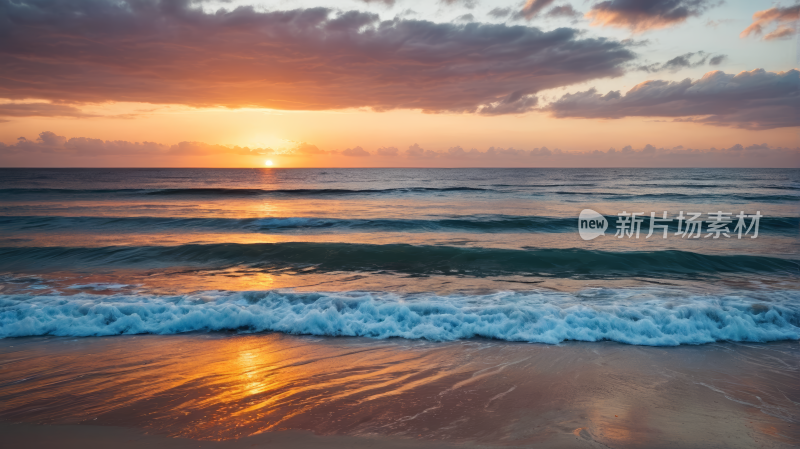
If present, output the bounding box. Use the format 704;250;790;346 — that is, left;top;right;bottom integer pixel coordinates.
1;289;798;345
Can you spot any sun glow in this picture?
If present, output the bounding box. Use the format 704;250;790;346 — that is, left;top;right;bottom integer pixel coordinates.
265;160;274;167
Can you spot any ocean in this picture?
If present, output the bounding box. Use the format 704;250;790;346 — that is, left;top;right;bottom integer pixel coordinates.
0;168;798;447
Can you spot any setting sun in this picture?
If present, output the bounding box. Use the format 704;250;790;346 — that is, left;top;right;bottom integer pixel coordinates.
265;160;273;167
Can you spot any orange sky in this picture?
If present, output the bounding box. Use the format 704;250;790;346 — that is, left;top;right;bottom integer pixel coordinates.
0;105;797;167
0;0;797;167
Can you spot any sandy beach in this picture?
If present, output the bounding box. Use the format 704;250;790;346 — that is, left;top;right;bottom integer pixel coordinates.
1;334;798;448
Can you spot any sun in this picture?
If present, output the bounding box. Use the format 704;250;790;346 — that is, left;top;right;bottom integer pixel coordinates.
265;160;274;167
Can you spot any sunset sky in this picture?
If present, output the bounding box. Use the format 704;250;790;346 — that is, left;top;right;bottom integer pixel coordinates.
0;0;798;167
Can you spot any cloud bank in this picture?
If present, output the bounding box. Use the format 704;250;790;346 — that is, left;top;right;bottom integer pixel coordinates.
2;132;798;168
546;69;800;130
0;0;635;115
0;131;269;163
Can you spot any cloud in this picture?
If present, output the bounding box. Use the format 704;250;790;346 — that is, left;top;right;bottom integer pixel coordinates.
741;5;799;40
0;131;268;159
764;25;796;40
3;132;798;167
291;142;327;155
708;54;727;65
658;52;708;71
478;91;538;115
520;0;556;19
406;143;439;158
341;146;371;156
441;0;478;9
546;5;581;18
586;0;717;32
487;7;512;18
357;0;396;7
396;143;800;167
376;146;399;156
0;102;93;118
0;1;635;115
0;101;149;120
545;69;800;130
637;51;726;72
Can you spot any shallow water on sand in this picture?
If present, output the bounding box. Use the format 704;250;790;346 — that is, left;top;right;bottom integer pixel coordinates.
0;335;798;447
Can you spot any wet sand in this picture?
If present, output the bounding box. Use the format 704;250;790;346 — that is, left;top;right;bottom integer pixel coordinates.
1;334;798;448
0;422;494;449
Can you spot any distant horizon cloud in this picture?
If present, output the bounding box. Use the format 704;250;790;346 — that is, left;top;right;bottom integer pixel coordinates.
586;0;718;32
546;69;800;130
0;131;270;160
2;131;798;168
0;0;634;115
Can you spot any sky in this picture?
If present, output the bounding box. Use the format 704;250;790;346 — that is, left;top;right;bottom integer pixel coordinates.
0;0;798;167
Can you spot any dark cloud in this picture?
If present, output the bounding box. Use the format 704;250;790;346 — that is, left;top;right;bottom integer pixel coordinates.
0;101;149;119
456;13;475;22
587;0;717;32
741;5;800;41
546;69;800;130
0;0;634;115
708;54;727;66
0;102;93;118
487;7;512;18
545;5;581;18
660;52;707;71
478;91;538;115
637;51;726;72
521;0;556;19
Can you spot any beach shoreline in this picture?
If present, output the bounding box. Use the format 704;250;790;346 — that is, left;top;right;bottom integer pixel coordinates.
1;335;798;448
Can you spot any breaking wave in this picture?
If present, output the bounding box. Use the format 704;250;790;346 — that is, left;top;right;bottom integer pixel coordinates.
2;289;799;345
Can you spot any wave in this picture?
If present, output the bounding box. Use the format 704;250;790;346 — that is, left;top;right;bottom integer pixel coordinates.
1;215;796;235
623;184;800;191
0;243;796;278
1;187;798;203
544;192;800;203
0;187;491;197
2;289;798;345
